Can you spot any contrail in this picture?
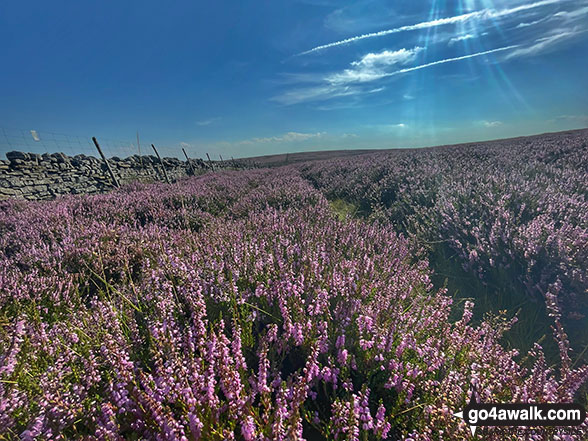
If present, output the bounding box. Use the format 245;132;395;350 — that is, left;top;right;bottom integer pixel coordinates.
386;45;519;77
298;0;562;55
299;11;485;55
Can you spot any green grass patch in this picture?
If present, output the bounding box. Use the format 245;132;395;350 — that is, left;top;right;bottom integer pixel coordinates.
329;198;358;220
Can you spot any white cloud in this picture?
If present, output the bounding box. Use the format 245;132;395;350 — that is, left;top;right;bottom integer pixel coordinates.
275;45;517;105
327;69;388;85
516;18;547;28
196;117;221;126
552;5;588;20
552;114;588;124
482;120;503;127
271;84;360;105
180;142;192;148
368;123;411;133
298;0;562;55
448;33;475;45
238;131;326;145
516;5;588;29
558;114;588;120
403;93;415;100
505;28;586;59
326;47;423;85
352;47;424;68
323;2;401;34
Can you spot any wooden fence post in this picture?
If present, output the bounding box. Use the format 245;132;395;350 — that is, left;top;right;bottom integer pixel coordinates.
206;153;215;171
137;131;143;167
151;144;171;184
92;137;120;188
182;147;195;176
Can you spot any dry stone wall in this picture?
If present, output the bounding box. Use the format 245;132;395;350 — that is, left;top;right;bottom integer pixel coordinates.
0;151;219;200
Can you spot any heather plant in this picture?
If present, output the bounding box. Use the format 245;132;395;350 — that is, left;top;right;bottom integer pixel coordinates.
0;161;587;440
299;130;588;340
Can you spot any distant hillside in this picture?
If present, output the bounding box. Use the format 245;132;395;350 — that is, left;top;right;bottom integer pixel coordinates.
238;149;381;167
238;128;588;168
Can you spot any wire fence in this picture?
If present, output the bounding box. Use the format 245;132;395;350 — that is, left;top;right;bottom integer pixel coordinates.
0;127;208;162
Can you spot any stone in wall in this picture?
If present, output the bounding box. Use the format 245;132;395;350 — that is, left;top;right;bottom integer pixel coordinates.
0;150;243;201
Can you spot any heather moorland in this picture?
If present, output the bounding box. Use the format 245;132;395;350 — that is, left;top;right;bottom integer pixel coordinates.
1;130;587;440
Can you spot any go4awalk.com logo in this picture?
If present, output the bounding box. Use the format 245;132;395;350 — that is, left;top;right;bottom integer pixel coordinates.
453;388;586;436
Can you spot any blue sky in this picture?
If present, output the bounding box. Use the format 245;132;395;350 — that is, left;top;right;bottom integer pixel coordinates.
1;0;587;158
